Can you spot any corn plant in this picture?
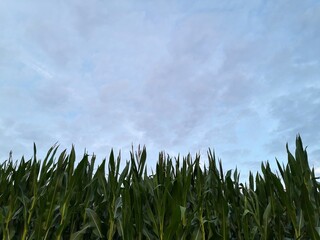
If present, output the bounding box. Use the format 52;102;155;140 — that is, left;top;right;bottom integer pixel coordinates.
0;135;319;239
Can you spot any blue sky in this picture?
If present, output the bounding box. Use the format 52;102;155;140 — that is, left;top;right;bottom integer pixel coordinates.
1;0;320;179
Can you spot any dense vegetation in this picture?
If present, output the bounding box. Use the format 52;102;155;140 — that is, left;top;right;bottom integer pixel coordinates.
0;136;319;239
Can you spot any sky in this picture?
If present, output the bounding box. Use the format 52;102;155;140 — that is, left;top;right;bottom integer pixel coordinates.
1;0;320;180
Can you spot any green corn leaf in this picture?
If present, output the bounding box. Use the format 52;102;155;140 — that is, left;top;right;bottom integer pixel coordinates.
301;183;320;240
85;208;103;238
70;223;91;240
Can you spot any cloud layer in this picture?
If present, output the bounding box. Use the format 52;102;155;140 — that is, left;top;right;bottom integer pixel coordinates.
1;0;320;177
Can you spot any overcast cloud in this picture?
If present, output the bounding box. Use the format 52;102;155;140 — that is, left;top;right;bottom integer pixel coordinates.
1;0;320;178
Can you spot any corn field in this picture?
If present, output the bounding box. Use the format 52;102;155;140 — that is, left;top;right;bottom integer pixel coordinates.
0;136;319;239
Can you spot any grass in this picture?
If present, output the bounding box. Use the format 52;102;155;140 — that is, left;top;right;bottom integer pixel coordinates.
0;135;319;239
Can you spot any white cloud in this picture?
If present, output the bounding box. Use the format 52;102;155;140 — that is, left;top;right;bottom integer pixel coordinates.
19;57;53;79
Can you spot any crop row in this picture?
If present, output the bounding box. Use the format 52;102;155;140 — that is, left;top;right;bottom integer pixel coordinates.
0;136;319;239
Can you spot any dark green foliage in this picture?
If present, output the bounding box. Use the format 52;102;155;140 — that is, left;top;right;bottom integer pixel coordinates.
0;136;319;239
